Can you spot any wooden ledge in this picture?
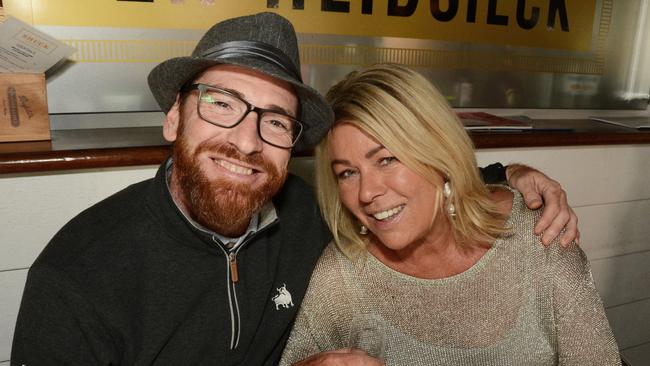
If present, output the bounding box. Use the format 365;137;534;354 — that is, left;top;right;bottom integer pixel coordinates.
1;120;649;175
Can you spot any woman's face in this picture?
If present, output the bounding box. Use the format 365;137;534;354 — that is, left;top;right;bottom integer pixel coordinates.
329;123;444;251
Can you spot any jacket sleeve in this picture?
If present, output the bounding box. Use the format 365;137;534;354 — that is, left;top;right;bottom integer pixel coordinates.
479;163;507;184
11;266;117;366
552;244;622;366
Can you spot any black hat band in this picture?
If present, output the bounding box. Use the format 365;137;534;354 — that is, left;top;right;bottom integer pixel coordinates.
202;40;303;82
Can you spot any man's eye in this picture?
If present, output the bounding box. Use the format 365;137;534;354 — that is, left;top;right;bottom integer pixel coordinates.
215;101;231;109
271;120;289;130
201;95;231;109
200;95;214;104
264;118;291;132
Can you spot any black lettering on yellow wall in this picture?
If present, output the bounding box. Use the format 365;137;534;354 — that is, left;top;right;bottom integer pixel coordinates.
516;0;539;30
547;0;569;31
388;0;418;17
466;0;478;22
322;0;350;12
117;0;153;2
267;0;305;9
487;0;508;25
430;0;458;22
362;0;373;14
266;0;570;33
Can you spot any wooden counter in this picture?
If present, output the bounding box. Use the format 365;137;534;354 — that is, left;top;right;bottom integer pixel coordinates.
1;119;649;174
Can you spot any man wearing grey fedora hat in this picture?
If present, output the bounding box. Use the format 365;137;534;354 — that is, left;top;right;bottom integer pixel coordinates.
12;11;577;366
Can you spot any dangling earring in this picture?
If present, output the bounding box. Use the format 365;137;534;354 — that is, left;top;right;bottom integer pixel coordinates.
443;180;456;217
359;225;368;235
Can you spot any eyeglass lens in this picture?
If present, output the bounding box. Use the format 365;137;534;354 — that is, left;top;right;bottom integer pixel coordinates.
198;86;300;148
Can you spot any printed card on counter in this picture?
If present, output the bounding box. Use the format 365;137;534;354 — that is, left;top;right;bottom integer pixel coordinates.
589;116;650;129
457;112;533;130
0;16;74;73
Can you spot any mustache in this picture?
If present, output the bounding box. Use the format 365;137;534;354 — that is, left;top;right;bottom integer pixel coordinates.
195;141;272;171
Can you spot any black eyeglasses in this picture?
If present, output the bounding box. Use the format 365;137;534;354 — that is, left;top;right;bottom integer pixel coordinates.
181;83;303;149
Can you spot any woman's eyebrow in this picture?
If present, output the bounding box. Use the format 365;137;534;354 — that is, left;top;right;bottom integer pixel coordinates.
331;159;350;167
365;145;385;159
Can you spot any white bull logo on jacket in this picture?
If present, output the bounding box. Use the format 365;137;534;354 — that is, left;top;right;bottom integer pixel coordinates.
272;283;294;310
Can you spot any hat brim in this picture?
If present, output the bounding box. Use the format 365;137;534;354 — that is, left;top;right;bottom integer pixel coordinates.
148;56;332;152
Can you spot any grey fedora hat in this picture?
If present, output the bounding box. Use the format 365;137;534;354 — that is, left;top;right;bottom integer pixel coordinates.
148;12;333;152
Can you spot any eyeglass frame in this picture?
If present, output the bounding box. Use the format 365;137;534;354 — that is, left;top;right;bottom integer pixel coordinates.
180;83;304;149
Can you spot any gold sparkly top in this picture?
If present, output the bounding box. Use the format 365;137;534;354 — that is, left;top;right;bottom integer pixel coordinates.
280;190;621;365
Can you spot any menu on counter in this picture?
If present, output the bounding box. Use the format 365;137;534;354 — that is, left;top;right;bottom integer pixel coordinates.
457;112;533;130
0;16;74;73
589;116;650;129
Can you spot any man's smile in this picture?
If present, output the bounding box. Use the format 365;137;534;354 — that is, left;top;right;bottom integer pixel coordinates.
214;158;255;176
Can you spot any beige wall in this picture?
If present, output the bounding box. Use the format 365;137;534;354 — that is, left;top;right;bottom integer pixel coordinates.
1;144;649;364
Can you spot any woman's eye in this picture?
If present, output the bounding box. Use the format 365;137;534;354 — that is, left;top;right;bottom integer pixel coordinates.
336;169;355;180
379;156;397;166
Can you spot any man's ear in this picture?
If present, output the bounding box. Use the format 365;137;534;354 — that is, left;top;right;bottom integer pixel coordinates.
163;95;181;142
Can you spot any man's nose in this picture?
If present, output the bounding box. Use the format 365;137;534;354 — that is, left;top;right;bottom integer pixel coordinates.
226;112;263;155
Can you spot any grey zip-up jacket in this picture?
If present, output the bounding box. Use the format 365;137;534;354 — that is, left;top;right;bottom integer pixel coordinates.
11;160;331;365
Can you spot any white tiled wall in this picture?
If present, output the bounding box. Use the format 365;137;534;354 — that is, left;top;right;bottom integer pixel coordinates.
1;144;649;363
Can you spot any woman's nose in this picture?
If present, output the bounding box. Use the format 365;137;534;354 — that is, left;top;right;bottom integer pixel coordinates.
358;170;386;203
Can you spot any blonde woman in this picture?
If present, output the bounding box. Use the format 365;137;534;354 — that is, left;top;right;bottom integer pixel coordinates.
280;64;620;365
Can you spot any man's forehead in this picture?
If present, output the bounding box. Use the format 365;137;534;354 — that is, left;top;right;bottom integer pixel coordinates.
195;65;295;92
195;64;299;112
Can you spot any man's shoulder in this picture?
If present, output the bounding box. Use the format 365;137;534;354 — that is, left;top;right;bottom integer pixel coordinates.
67;177;154;232
33;177;158;270
273;173;321;218
271;173;331;251
275;173;317;199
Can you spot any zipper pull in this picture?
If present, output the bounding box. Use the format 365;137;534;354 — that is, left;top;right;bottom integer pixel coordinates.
229;252;239;283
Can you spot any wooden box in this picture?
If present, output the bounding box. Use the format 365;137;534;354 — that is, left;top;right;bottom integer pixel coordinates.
0;73;51;142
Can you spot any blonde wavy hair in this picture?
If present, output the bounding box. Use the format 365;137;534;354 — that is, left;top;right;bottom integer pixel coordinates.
316;64;508;258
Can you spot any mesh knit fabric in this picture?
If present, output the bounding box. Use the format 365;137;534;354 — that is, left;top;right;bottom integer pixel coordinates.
280;189;621;366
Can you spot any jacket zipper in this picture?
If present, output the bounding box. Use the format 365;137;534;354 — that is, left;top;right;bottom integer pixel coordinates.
211;219;277;350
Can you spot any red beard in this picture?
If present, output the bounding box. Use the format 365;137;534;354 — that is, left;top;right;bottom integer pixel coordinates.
171;132;287;237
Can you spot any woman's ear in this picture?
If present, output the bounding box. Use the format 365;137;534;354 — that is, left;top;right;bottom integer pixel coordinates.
163;95;181;142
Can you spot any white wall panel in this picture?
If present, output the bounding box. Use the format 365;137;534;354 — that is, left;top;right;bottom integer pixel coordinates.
606;298;650;350
575;200;650;260
475;145;650;207
1;145;648;362
621;342;650;365
0;270;28;362
591;251;650;308
0;166;158;270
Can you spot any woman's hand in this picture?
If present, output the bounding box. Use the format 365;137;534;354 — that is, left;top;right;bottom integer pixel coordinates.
506;164;579;247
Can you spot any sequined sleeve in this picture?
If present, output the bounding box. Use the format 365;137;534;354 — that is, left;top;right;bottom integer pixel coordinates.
279;302;323;365
552;243;622;365
279;244;350;365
